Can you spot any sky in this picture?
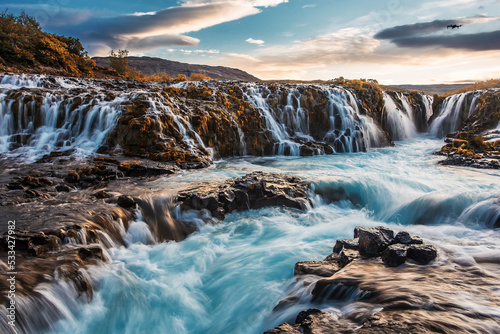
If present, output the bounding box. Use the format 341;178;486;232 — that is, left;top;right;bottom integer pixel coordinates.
2;0;500;84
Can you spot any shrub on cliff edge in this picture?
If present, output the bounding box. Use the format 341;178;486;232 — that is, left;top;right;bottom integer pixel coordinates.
0;11;95;77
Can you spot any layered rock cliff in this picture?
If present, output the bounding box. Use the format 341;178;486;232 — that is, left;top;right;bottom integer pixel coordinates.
430;89;500;168
0;74;433;166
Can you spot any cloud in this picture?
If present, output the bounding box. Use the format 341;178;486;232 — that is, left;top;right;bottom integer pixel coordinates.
302;4;317;8
1;4;93;27
219;28;381;78
79;3;259;38
125;35;201;51
375;15;500;51
10;0;288;55
167;48;220;54
375;15;499;39
388;30;500;51
246;38;265;45
182;0;288;8
72;2;260;54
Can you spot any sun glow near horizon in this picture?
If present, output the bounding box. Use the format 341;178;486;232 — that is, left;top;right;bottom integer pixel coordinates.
2;0;500;84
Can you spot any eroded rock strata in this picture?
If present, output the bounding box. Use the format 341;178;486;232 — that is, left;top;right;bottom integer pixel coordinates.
266;227;500;333
433;89;500;168
0;171;311;332
176;171;311;221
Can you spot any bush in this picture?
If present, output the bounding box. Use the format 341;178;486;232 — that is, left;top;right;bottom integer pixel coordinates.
109;49;129;75
175;74;187;82
0;11;95;77
189;73;212;81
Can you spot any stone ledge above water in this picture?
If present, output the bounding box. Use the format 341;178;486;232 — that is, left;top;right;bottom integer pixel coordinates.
176;171;312;221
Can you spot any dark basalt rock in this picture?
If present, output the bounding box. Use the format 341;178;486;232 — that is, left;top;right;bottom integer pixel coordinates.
381;244;408;267
393;231;423;245
294;261;340;277
117;195;136;209
407;244;438;265
333;238;359;254
78;246;104;260
1;229;62;256
93;190;111;199
356;226;394;257
176;171;311;221
65;172;80;183
7;182;26;190
272;227;441;333
56;184;71;192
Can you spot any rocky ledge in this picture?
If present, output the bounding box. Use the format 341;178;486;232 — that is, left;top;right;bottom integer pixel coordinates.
176;171;311;221
267;226;500;333
436;131;500;169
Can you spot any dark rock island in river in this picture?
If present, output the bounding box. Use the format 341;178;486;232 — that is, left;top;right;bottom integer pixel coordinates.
266;226;500;333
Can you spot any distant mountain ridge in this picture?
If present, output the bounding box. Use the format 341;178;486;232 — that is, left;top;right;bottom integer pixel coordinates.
92;56;259;81
391;84;470;95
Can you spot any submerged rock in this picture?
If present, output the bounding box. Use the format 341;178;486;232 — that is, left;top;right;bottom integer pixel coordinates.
176;171;311;221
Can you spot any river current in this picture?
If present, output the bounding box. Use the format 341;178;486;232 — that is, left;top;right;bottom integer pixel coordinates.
46;137;500;334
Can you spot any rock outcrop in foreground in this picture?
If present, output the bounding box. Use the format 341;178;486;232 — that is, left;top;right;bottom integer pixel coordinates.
267;227;500;333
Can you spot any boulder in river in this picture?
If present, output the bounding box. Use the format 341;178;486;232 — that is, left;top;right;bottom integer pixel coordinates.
356;226;394;257
176;171;311;221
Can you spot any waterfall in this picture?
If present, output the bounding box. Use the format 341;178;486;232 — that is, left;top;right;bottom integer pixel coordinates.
241;84;390;155
382;92;418;141
0;74;438;160
428;91;482;138
0;90;124;160
242;85;303;155
148;95;208;153
324;87;385;152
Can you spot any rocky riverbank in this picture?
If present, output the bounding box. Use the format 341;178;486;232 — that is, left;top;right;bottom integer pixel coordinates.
436;131;500;169
433;89;500;169
0;170;312;332
266;227;500;333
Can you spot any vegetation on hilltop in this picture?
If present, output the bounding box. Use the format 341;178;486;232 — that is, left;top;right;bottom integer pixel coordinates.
444;79;500;96
0;11;96;77
0;12;216;81
108;49;212;82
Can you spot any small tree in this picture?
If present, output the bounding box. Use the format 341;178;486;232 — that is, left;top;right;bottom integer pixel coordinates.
189;73;211;81
174;74;187;82
109;49;129;75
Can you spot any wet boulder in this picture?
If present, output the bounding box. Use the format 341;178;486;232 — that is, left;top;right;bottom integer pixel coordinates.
356;226;394;257
294;261;341;277
381;244;408;267
333;238;359;253
338;248;360;268
393;231;423;245
407;244;437;265
117;195;136;209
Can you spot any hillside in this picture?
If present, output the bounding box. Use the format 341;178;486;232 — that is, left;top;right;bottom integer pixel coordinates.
93;56;259;81
391;84;470;95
